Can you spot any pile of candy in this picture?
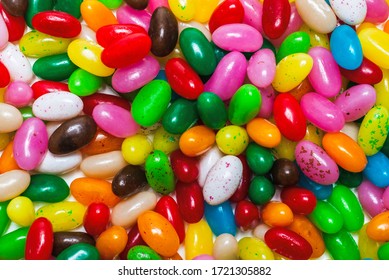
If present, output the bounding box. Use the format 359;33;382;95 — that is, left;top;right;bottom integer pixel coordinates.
1;0;389;261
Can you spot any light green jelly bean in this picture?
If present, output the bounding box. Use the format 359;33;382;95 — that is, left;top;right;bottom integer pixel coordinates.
68;69;103;97
98;0;123;9
323;229;360;260
127;245;162;260
238;237;274;260
378;242;389;260
228;84;261;126
0;227;29;260
308;200;344;234
145;150;175;195
276;31;311;63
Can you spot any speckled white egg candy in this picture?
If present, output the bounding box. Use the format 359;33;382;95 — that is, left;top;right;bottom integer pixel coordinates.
0;42;33;83
330;0;367;25
203;155;243;205
32;91;84;121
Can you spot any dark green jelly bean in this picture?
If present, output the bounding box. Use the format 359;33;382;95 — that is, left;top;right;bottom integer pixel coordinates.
228;84;261;126
33;53;78;81
162;98;198;135
68;69;102;97
309;200;344;234
328;184;364;232
197;92;227;130
179;27;217;76
381;134;389;158
261;38;276;55
18;106;34;120
145;150;175;195
25;0;55;28
245;142;274;175
53;0;83;18
112;164;148;198
0;227;29;260
323;229;360;260
127;245;162;260
22;174;70;203
0;201;10;237
276;31;310;63
337;167;363;188
131;80;172;127
56;243;100;260
212;42;228;63
52;231;96;257
378;242;389;260
248;176;275;205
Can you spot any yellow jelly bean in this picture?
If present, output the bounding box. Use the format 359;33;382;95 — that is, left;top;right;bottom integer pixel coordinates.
356;22;377;34
304;124;324;146
358;105;389;156
0;133;10;151
358;223;381;260
272;53;313;92
238;237;274;260
0;87;5;102
80;0;118;32
359;28;389;69
6;196;35;227
299;24;329;49
185;219;213;260
215;125;249;156
375;68;389;110
247;118;281;148
168;0;196;22
121;134;153;165
19;30;71;58
272;136;297;161
193;0;219;23
68;39;115;77
153;126;180;155
36;201;86;232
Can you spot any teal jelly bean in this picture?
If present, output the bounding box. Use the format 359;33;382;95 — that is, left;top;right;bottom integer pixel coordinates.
33;53;78;81
197;92;227;130
276;31;311;63
162;98;198;134
309;200;344;234
127;245;162;260
228;84;261;126
0;201;10;236
0;227;29;260
323;229;360;260
248;176;275;205
68;69;103;97
19;106;34;120
53;0;83;18
56;243;100;260
145;150;175;195
337;167;363;188
378;242;389;260
25;0;55;28
22;174;70;203
245;142;273;175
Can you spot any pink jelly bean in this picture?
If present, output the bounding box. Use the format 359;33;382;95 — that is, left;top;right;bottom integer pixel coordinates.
192;254;215;260
239;0;263;33
13;117;48;171
0;14;9;50
308;46;342;98
358;180;387;218
111;55;159;93
300;92;345;132
258;85;276;119
382;187;389;210
204;51;247;101
148;0;169;13
247;49;276;88
92;103;139;138
334;84;376;122
117;4;151;31
212;23;263;52
4;80;33;107
365;0;389;24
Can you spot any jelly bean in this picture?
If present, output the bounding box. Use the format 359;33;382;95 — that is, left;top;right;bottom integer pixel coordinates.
7;196;35;227
375;68;389;109
22;174;69;203
116;4;151;31
33;53;78;81
178;20;212;42
19;106;34;120
330;25;363;70
270;158;299;186
324;229;360;260
80;151;127;179
0;141;19;174
330;0;367;25
230;155;251;202
298;169;333;200
208;0;244;33
238;236;274;260
309;200;343;234
99;0;124;9
0;42;33;83
32;11;81;38
358;223;380;259
365;0;389;24
0;14;8;50
1;0;28;17
36;201;86;232
215;125;249;156
125;0;149;10
83;203;110;237
197;92;227;130
340;58;383;85
53;0;82;18
127;245;161;260
80;0;117;32
0;201;10;236
204;51;247;101
328;184;364;232
0;227;28;260
247;49;276;88
0;5;25;42
0;61;10;88
261;201;294;227
96;225;127;260
82;93;130;116
170;150;199;183
0;170;30;202
247;118;280;148
145;150;175;194
295;0;337;34
36;150;82;175
52;231;95;257
383;188;389;209
185;219;213;260
276;31;309;64
265;227;312;260
228;84;261;125
246;142;274;175
0;103;23;133
234;200;260;231
248;176;275;205
358;106;389;156
24;0;54;28
204;201;236;236
96;24;146;48
0;133;11;152
378;242;389;260
121;134;153;166
179;125;215;157
175;181;204;223
168;0;195;22
111;191;157;228
4;81;33;108
239;0;262;32
25;217;53;260
280;187;316;215
68;69;102;97
112;165;148;198
338;167;363;189
322;132;367;173
57;242;100;260
119;224;146;259
213;233;238;260
366;211;389;241
262;0;291;39
152;126;180;155
155;196;185;243
300;24;329;49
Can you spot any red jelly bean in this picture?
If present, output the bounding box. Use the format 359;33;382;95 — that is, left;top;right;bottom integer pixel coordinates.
175;181;204;224
170;150;199;183
262;0;291;39
25;217;54;260
83;202;110;237
280;186;317;215
96;24;147;48
155;195;186;243
209;0;244;33
0;3;25;42
82;93;131;115
264;227;313;260
31;80;69;99
230;154;252;202
340;57;384;85
165;58;204;100
0;61;10;88
273;92;306;142
234;200;260;231
119;223;147;260
32;11;82;38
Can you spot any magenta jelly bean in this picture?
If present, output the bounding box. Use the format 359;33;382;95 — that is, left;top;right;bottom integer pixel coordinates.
4;81;33;108
240;0;263;32
247;49;276;89
258;86;276;119
148;0;169;13
358;180;387;218
365;0;389;24
117;4;151;31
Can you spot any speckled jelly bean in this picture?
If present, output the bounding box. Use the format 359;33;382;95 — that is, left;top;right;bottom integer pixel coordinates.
215;125;249;156
0;42;33;83
330;0;367;25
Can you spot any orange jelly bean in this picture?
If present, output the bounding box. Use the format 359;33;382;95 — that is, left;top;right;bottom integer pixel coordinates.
289;78;313;101
246;118;281;148
0;141;20;174
179;125;216;157
137;210;180;257
80;0;118;32
261;201;294;227
96;225;128;260
322;131;367;173
80;128;124;156
366;211;389;242
70;177;121;207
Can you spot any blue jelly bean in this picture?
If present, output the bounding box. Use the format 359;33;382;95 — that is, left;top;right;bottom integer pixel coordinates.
363;152;389;187
298;170;333;200
204;201;236;236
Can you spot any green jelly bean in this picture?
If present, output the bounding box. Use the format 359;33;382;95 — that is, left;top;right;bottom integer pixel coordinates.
309;200;344;234
248;176;275;205
245;142;273;175
276;31;310;63
328;184;364;232
261;38;276;55
179;28;217;76
212;42;228;63
162;98;198;135
0;201;10;237
98;0;123;9
19;106;34;120
56;243;100;260
145;150;175;195
197;92;227;130
127;245;162;260
25;0;55;27
131;80;172;127
68;69;102;97
378;242;389;260
22;174;70;203
381;133;389;158
0;227;29;260
337;167;363;188
228;84;261;126
323;229;360;260
54;0;83;18
33;53;78;81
